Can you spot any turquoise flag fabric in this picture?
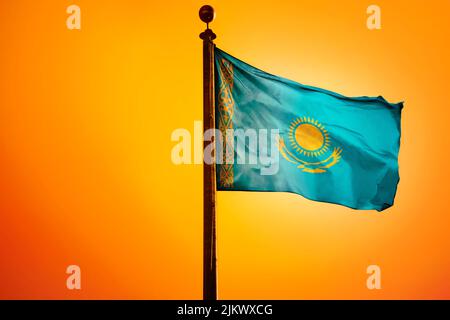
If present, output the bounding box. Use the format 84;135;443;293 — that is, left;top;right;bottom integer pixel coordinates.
214;47;402;211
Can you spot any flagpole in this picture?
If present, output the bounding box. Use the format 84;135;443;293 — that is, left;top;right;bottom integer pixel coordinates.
199;5;217;301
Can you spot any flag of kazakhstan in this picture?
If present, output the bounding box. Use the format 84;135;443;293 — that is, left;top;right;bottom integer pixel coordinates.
214;48;402;211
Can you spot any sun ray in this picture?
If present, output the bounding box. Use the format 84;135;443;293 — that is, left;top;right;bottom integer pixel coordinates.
286;116;334;158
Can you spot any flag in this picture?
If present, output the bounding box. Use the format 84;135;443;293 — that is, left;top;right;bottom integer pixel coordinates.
214;47;402;211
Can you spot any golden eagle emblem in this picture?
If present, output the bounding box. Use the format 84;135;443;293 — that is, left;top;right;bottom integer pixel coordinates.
279;117;342;173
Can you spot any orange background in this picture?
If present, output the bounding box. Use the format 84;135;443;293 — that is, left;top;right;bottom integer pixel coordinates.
0;0;449;299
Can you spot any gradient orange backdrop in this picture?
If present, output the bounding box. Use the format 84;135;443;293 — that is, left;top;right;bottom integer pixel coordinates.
0;0;449;299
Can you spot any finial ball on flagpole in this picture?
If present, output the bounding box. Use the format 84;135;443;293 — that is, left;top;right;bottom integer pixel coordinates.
199;5;215;24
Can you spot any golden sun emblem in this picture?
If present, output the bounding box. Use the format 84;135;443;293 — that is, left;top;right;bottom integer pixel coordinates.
279;117;342;173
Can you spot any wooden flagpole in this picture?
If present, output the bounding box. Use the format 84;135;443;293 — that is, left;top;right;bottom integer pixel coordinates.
199;5;217;300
